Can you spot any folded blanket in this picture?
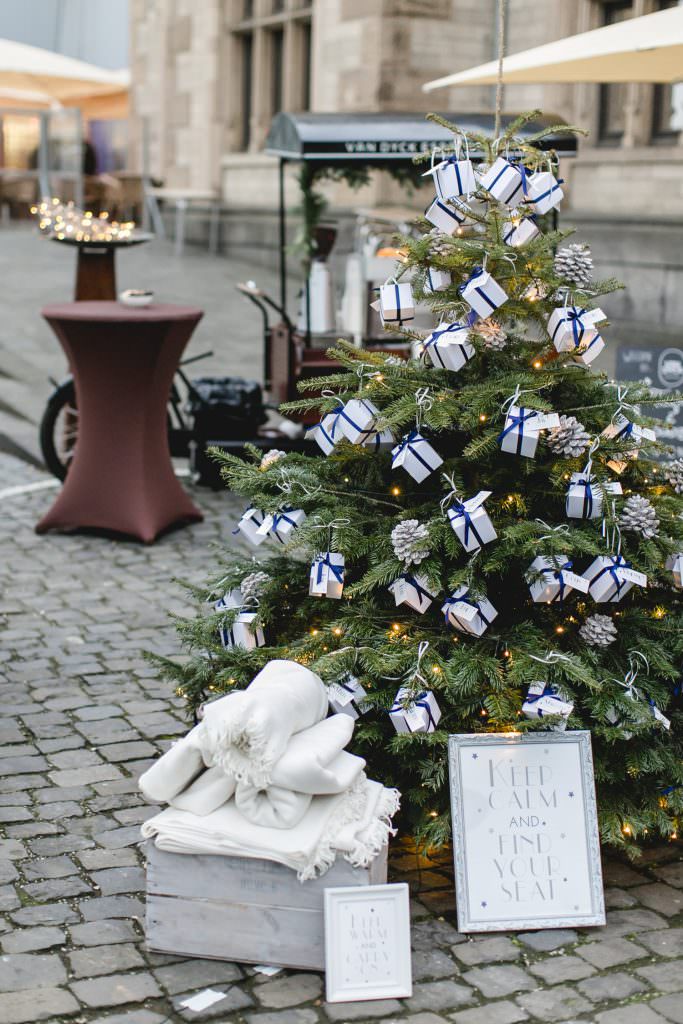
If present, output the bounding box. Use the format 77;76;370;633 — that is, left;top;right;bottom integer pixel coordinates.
270;715;365;795
170;766;237;817
138;733;205;804
234;783;312;829
195;660;329;788
332;779;400;868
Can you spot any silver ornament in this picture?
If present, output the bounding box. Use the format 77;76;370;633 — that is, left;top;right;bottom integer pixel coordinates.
260;449;286;470
554;243;594;289
619;494;660;539
580;613;617;647
427;228;454;258
474;318;507;351
240;570;270;602
391;519;430;566
546;415;591;458
665;458;683;495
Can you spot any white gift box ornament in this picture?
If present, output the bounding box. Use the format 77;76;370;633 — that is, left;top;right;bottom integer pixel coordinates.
526;170;564;215
309;551;345;599
522;682;573;730
234;507;270;547
327;676;367;719
442;586;498;636
666;553;683;588
338;398;380;444
503;215;540;248
460;267;508;319
601;414;657;473
304;406;344;455
391;431;443;483
573;333;605;366
423;154;476;200
526;555;590;604
548;306;606;354
479;156;527;207
423;322;475;372
649;700;671;730
498;405;559;459
388;572;436;614
424;267;451;294
389;686;441;734
359;426;395;451
447;491;497;553
214;589;242;612
377;281;415;325
583;553;647;603
257;507;306;545
565;473;622;520
218;611;265;651
424;195;467;235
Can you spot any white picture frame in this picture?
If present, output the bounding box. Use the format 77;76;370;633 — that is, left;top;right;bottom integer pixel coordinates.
323;883;412;1003
448;731;605;933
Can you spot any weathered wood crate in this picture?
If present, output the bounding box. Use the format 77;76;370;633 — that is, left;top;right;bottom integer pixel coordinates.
144;841;388;970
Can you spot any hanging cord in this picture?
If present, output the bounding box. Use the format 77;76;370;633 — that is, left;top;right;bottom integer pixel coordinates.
312;515;351;553
494;0;508;139
415;387;434;432
384;640;431;695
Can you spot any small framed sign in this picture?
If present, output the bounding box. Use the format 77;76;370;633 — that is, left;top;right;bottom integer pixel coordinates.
323;883;412;1003
449;731;605;932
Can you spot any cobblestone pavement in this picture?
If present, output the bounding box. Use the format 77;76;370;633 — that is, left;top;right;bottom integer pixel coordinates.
2;453;683;1024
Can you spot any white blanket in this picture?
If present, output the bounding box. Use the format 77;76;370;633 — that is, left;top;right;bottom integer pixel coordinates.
138;733;205;804
269;715;364;795
195;660;329;788
141;775;399;880
234;784;312;829
170;766;236;817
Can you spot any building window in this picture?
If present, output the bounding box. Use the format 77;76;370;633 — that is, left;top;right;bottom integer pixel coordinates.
651;0;682;143
229;2;313;153
597;1;632;145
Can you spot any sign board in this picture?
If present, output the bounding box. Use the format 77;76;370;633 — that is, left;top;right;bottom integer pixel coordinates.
448;732;605;932
324;883;412;1003
616;343;683;458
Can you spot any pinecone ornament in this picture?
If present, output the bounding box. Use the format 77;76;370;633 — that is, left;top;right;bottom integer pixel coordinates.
619;494;660;539
391;519;430;566
580;613;617;647
474;318;507;351
260;449;286;470
665;458;683;494
240;570;270;602
546;415;591;458
427;228;453;258
554;243;594;289
384;354;406;367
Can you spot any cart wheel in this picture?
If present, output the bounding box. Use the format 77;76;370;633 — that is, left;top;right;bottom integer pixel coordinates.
39;378;78;481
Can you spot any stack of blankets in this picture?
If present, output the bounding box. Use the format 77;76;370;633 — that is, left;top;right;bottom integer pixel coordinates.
140;660;400;881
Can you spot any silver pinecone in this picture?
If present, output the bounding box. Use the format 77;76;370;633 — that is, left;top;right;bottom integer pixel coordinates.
665;458;683;494
384;354;406;367
474;318;507;350
391;519;430;566
240;570;270;602
260;449;286;470
546;415;591;458
427;228;453;257
554;244;594;288
619;494;660;539
580;613;617;647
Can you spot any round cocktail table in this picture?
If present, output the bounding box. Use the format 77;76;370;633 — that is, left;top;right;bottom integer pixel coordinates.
36;302;204;543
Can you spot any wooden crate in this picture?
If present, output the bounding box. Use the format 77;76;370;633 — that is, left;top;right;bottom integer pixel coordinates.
145;841;388;970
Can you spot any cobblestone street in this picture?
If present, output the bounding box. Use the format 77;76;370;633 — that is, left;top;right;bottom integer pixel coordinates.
0;452;682;1024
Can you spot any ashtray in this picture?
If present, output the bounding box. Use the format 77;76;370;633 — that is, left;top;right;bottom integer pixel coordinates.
119;289;154;307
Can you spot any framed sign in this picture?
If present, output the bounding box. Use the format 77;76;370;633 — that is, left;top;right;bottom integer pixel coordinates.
324;883;412;1003
616;342;683;459
448;731;605;932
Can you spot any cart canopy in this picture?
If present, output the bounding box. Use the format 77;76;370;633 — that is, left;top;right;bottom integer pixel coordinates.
264;112;578;163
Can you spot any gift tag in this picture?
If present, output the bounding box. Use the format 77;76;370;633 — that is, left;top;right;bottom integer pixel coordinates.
561;571;590;593
328;682;355;708
603;481;623;496
618;568;647;587
402;702;427;731
453;601;479;622
464;490;492;512
532;412;561;431
651;704;671;730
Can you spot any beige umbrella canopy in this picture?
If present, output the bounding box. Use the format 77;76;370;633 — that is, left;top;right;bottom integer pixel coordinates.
423;5;683;91
0;36;129;114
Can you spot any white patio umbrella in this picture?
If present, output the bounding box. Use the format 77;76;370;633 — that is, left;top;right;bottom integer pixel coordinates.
0;36;129;105
423;5;683;91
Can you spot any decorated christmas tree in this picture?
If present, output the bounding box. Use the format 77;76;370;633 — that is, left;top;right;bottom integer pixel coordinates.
159;113;683;853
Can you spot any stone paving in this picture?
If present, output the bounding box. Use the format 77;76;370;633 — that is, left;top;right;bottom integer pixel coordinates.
2;452;683;1024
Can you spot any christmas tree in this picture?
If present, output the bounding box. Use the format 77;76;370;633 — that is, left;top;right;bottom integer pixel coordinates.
160;113;683;853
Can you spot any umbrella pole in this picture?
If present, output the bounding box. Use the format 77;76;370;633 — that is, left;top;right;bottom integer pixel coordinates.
494;0;507;138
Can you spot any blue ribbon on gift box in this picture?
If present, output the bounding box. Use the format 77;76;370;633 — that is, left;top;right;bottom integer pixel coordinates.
232;505;263;536
552;307;587;348
486;160;528;204
587;554;632;600
449;500;485;548
426;196;465;225
315;553;345;586
459;266;502;314
399;573;433;606
436;156;471;198
270;509;299;542
443;591;491;629
497;406;538;455
569;476;594;518
531;177;564;207
525;684;567;717
550;559;574;605
390;690;438;732
424;322;471;369
391;431;438;475
503;215;538;245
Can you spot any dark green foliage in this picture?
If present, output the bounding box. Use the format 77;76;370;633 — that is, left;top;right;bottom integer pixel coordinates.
156;116;683;855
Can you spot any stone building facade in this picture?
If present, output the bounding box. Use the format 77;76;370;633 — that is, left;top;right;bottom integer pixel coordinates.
129;0;683;349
